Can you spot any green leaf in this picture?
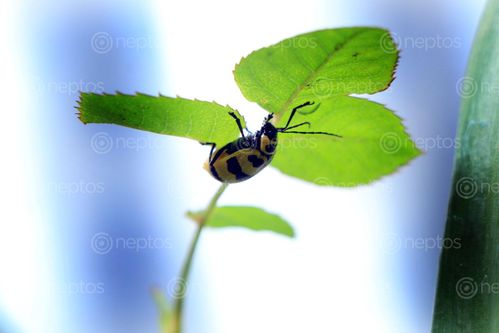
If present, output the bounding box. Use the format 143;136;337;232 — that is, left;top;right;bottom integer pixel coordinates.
432;0;499;332
234;27;398;115
271;96;420;186
187;206;294;237
151;287;173;333
77;92;245;146
234;27;418;185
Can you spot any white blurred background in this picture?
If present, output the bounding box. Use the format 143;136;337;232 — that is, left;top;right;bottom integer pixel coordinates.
0;0;487;332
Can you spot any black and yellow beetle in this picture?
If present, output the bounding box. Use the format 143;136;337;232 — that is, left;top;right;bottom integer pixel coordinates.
203;101;342;183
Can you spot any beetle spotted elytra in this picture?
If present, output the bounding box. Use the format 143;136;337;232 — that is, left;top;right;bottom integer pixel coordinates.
203;101;342;183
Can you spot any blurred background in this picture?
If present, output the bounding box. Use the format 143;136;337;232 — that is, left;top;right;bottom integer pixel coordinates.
0;0;487;332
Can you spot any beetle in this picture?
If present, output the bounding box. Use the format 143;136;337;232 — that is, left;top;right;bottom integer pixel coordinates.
203;101;342;183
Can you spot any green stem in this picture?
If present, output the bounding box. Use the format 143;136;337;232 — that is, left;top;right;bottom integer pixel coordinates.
170;183;228;333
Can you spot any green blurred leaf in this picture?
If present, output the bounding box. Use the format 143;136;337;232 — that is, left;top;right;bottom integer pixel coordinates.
432;0;499;332
271;96;420;186
151;287;172;333
234;27;398;115
77;92;244;146
187;206;294;237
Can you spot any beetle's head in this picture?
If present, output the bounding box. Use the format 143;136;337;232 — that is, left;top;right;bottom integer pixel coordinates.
259;114;278;155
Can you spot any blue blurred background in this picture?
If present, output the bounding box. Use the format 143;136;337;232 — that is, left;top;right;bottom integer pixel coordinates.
0;0;487;332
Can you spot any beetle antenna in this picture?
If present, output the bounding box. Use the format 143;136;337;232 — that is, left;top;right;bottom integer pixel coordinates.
280;130;342;138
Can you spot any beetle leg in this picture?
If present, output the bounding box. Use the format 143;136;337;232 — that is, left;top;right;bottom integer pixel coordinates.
228;112;246;139
281;121;311;131
282;101;314;130
200;141;217;162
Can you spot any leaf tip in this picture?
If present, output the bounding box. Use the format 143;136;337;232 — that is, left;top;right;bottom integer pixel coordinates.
75;91;90;124
186;210;203;225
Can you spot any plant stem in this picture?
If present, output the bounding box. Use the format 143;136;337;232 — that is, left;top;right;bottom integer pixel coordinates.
170;183;228;333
